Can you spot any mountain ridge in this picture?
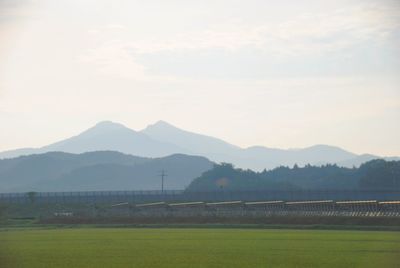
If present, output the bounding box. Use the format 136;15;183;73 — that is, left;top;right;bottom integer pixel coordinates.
0;151;213;192
0;120;398;170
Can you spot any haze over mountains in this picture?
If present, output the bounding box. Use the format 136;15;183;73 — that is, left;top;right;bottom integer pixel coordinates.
0;120;398;171
0;151;213;192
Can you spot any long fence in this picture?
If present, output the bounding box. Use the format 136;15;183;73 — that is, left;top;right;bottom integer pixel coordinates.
107;200;400;218
1;189;399;204
40;200;400;221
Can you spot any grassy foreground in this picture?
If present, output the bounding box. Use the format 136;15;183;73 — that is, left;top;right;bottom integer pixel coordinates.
1;228;399;268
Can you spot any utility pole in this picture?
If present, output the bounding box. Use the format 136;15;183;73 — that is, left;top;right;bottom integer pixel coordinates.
159;170;167;193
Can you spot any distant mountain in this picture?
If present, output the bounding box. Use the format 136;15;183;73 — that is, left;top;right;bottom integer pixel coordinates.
141;121;384;170
142;120;240;155
141;122;399;169
337;154;400;168
43;121;192;157
239;144;357;170
141;120;241;164
0;151;213;192
0;120;398;170
0;121;188;159
0;148;39;159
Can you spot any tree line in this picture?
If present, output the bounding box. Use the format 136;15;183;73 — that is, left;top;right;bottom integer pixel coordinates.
186;159;400;191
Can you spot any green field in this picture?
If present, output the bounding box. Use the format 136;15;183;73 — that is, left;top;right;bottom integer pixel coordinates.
1;228;399;268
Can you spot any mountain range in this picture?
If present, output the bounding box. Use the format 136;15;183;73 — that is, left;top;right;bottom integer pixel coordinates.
0;151;213;192
1;120;398;171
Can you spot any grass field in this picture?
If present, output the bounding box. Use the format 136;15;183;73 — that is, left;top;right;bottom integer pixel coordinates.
1;228;399;268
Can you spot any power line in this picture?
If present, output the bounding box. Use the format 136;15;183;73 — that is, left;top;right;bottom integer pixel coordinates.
159;169;167;193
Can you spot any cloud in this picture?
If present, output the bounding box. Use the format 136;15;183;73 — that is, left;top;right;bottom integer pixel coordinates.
128;3;400;55
79;2;400;80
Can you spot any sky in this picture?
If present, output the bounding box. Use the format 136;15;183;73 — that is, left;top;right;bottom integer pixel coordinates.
0;0;399;156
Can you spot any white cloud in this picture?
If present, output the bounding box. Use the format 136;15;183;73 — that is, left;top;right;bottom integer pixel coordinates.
141;4;398;54
79;3;400;79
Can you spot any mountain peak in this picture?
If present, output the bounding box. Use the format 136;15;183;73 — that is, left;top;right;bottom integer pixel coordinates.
151;120;176;128
304;144;351;153
94;121;126;129
62;121;136;141
143;120;181;133
84;121;129;134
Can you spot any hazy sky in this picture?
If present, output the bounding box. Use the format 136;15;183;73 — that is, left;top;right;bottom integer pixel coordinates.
1;0;399;156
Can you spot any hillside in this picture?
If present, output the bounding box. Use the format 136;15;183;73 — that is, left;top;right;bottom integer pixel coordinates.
0;151;213;192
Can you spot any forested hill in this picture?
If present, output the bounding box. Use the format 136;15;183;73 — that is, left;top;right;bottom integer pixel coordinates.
186;159;400;192
0;151;213;192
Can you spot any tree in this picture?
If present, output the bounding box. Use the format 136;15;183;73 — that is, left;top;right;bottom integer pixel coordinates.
359;160;400;189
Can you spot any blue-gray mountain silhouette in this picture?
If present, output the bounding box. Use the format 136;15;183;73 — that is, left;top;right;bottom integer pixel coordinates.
0;120;397;170
0;151;213;192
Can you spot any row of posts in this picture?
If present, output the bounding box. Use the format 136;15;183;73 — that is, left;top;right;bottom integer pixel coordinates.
1;190;399;204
